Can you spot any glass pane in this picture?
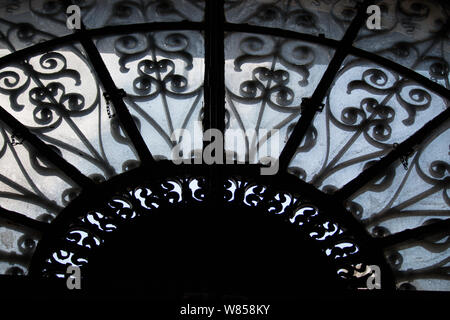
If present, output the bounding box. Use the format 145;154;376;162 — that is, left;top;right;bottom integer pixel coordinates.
0;223;39;275
94;31;205;161
347;120;449;291
349;122;449;231
0;121;78;219
225;0;358;40
354;0;449;88
81;0;205;29
288;56;448;191
0;42;139;181
225;32;334;164
96;31;204;159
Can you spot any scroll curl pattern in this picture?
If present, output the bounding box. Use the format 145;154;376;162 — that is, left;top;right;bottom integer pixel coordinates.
225;33;331;161
98;30;204;158
34;175;375;289
0;0;204;53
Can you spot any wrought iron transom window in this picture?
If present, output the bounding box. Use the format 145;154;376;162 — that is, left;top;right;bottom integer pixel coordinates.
0;0;448;297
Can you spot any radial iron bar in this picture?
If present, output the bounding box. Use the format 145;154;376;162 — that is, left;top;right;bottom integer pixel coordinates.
0;106;94;190
278;0;373;172
0;207;49;235
349;46;450;101
335;107;450;200
377;218;450;249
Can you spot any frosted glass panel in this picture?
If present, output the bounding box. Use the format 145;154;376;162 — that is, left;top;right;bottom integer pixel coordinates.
94;31;204;160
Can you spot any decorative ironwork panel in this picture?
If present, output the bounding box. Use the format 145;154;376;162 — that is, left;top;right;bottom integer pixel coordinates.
0;0;447;295
287;55;449;291
355;0;450;88
225;32;334;163
35;174;208;279
350;122;449;232
94;31;204;161
0;222;39;275
225;0;358;40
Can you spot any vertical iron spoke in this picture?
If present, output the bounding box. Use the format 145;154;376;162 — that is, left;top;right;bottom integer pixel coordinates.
278;0;373;172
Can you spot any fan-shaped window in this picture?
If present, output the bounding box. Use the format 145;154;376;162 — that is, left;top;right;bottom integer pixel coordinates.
0;0;449;302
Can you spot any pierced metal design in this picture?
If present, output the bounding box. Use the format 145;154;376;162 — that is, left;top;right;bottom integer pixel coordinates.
0;44;138;182
0;1;205;55
79;0;205;28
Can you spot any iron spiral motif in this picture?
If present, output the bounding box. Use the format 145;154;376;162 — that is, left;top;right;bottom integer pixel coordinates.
94;30;204;160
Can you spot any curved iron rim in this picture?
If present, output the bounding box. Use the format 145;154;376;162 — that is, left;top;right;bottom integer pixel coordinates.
28;162;396;291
